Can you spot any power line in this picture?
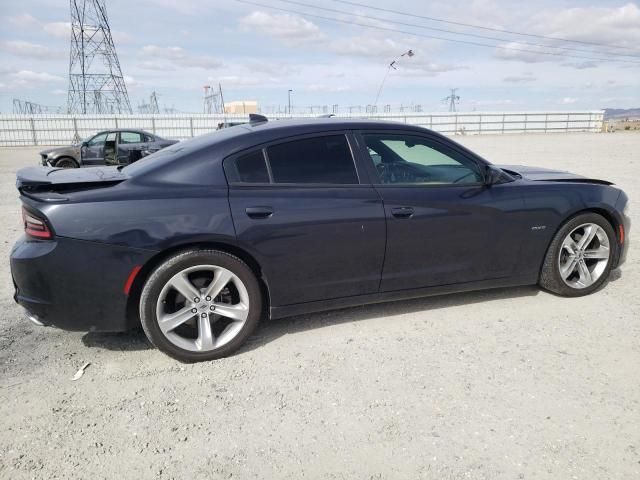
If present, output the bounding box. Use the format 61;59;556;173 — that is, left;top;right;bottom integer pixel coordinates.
332;0;638;52
234;0;640;64
275;0;640;59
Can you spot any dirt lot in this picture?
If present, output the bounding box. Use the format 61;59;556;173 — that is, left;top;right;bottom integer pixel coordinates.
0;132;638;480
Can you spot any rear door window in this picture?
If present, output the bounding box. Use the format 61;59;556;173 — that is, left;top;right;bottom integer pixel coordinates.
266;135;358;184
120;131;144;144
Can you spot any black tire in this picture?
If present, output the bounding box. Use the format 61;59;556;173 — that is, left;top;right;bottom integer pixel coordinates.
139;249;263;362
54;157;79;168
539;212;617;297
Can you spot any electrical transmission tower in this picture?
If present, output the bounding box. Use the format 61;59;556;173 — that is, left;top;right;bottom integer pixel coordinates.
443;88;460;112
67;0;132;114
13;99;63;114
203;84;225;114
138;91;160;114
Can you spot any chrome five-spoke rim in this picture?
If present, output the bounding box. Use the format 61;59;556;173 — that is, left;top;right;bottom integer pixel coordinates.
156;265;249;352
558;223;610;289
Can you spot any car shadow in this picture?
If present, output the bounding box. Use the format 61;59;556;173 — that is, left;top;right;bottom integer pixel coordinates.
238;285;541;355
82;328;152;352
81;285;541;355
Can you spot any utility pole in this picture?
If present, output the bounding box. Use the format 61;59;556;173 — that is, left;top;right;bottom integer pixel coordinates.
288;89;293;115
443;88;460;112
67;0;132;114
374;49;414;106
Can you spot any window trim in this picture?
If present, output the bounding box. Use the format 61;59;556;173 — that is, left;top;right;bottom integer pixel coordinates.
224;131;366;188
355;130;487;188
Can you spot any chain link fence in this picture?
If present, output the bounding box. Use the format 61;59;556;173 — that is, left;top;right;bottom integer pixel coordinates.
0;111;604;146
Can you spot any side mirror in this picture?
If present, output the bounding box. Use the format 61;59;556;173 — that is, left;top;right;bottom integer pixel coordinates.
484;165;503;186
81;141;88;148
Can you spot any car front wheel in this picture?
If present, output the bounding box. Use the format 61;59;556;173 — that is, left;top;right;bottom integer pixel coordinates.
539;212;617;297
139;249;263;362
55;157;79;168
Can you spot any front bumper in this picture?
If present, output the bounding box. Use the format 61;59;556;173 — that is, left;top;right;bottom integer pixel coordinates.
614;192;630;268
10;235;155;332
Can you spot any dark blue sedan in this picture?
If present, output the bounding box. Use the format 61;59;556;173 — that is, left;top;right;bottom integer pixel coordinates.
10;117;630;362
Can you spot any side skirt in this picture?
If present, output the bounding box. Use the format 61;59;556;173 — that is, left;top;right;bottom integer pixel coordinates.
269;274;537;320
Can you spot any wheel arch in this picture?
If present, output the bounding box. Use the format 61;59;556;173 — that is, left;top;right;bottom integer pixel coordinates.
538;206;621;280
125;241;270;329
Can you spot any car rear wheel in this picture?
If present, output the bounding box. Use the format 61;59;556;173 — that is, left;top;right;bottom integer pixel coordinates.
139;249;263;362
54;157;79;168
539;212;616;297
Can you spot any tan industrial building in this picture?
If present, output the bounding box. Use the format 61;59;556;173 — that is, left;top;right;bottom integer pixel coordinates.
224;101;258;114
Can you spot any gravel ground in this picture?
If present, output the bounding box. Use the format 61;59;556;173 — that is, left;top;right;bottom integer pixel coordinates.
0;132;638;480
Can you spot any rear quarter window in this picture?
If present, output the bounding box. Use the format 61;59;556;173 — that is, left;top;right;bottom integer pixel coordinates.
235;150;270;183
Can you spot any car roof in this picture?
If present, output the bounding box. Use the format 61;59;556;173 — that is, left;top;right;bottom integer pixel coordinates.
189;118;432;152
96;128;154;135
238;117;422;135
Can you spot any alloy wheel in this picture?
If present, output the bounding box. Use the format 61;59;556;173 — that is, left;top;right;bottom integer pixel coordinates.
155;265;250;352
558;223;610;289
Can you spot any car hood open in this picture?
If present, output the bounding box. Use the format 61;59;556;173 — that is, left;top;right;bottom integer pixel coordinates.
496;164;613;185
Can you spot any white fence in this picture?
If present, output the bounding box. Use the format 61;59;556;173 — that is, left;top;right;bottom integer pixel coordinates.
0;111;604;147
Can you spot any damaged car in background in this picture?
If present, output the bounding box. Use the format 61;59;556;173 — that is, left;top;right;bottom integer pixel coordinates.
39;128;178;168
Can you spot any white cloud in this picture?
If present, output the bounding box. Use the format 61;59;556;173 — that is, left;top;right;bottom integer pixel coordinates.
304;84;352;93
559;97;578;105
43;22;71;39
0;40;64;60
332;36;413;60
531;3;640;49
141;45;222;69
562;61;599;70
239;11;325;44
503;73;536;83
8;13;39;28
124;75;138;88
494;43;553;64
51;89;67;95
8;70;65;86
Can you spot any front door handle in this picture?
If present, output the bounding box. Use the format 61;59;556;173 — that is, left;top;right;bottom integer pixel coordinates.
391;207;414;219
245;206;273;219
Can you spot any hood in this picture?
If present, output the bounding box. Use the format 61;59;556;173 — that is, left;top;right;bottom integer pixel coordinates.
39;145;80;157
497;164;612;185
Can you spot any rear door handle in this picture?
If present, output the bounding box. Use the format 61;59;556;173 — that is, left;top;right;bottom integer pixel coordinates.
245;206;273;219
391;207;414;219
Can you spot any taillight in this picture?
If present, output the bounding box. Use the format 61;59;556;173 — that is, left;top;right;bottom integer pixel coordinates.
22;207;52;239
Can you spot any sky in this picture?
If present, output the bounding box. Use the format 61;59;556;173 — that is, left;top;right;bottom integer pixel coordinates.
0;0;639;113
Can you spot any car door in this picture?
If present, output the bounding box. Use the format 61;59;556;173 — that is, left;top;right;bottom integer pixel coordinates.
81;132;108;165
357;130;526;292
117;131;145;164
226;132;386;307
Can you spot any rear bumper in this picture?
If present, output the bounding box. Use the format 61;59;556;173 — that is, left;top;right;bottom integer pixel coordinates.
10;235;155;332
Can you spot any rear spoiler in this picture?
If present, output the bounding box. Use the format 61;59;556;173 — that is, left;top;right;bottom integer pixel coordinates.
17;166;127;201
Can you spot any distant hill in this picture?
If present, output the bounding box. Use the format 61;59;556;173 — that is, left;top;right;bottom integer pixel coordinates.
604;108;640;120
